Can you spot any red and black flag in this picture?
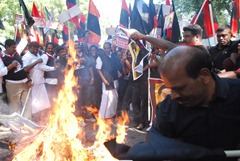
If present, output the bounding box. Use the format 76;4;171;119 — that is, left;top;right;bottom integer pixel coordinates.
167;0;181;42
66;0;80;28
148;0;158;29
15;27;21;44
19;0;35;28
120;0;130;28
0;19;4;30
87;0;101;44
62;25;69;42
157;4;165;37
32;2;41;18
130;0;147;35
190;0;218;38
230;0;240;37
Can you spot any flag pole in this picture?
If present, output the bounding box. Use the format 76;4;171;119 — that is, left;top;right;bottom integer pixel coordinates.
68;21;70;41
14;25;18;41
193;0;208;24
208;0;217;45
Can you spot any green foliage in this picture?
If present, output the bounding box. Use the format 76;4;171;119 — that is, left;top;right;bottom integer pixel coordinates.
174;0;233;25
0;0;89;43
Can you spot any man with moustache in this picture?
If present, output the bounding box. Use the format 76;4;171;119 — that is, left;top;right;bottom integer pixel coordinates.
151;46;240;161
209;25;238;72
129;24;206;53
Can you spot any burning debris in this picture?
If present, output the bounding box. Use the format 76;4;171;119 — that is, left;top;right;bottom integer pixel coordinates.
1;41;131;161
0;113;45;160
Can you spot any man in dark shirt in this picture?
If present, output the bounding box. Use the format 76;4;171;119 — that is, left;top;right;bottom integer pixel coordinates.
2;39;42;119
209;25;238;72
151;46;240;161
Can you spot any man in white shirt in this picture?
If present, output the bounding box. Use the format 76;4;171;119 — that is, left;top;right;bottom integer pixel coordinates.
22;41;56;123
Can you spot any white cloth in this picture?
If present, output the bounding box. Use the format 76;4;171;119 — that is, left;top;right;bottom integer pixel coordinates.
99;80;118;118
22;51;54;113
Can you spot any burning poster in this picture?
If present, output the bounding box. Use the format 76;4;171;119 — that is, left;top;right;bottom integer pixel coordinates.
148;78;171;124
128;39;150;80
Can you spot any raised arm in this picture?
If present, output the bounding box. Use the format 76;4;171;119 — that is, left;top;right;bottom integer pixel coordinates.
129;30;177;52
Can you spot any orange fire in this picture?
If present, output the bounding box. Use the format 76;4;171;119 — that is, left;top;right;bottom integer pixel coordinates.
12;40;130;161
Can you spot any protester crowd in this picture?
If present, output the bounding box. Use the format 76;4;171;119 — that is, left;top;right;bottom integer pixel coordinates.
0;24;240;134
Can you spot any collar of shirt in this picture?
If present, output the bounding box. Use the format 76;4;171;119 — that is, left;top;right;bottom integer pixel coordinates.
211;73;229;100
5;53;17;58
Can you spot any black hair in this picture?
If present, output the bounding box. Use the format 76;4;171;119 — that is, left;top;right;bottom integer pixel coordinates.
183;24;203;38
5;39;16;48
45;42;55;50
55;45;65;55
216;25;231;33
28;41;40;48
90;44;98;50
103;42;112;48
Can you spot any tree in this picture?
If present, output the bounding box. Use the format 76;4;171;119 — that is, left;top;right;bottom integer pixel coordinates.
174;0;232;25
0;0;88;43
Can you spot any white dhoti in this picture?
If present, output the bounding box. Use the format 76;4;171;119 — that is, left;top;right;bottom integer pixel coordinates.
31;84;51;114
99;80;118;118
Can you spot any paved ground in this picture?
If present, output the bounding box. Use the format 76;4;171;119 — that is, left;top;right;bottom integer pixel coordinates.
0;111;148;161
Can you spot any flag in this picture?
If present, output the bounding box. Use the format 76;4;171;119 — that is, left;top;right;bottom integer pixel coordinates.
168;0;181;42
66;0;80;27
104;129;226;160
130;0;147;35
62;25;69;42
39;4;45;18
87;0;101;44
166;0;171;5
77;14;86;41
45;7;54;21
19;0;35;28
230;0;240;37
148;0;158;30
32;2;41;18
0;19;4;30
190;0;218;38
157;4;171;38
120;0;130;28
128;39;149;80
15;28;21;44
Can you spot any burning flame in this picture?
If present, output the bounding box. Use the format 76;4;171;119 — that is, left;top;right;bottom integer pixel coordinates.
12;40;130;161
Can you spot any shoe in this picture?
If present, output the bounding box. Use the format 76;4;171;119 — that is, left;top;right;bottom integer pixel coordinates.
79;121;86;127
85;118;96;123
133;122;139;128
136;123;144;130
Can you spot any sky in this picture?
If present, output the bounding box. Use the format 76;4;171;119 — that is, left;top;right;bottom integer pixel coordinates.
94;0;164;28
93;0;164;44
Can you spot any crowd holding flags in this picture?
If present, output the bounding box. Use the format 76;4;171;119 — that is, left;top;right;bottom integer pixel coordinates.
4;0;238;49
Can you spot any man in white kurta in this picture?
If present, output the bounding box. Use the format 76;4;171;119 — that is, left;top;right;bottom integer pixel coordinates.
22;42;55;115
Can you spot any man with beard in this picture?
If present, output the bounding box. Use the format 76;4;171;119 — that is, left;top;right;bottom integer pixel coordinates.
209;25;238;72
